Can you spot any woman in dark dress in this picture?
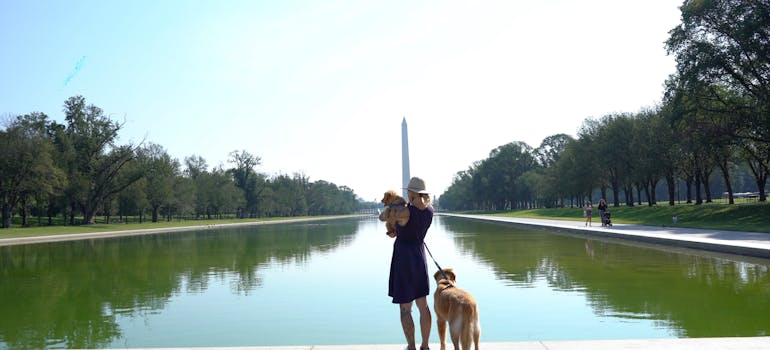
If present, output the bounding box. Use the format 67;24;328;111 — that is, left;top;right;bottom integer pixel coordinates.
388;177;434;350
597;198;608;227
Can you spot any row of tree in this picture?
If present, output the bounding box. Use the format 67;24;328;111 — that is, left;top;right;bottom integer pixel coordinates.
439;0;770;210
0;96;360;229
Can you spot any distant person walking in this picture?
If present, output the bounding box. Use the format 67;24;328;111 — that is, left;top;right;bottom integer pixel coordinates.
388;177;434;350
597;199;608;227
584;201;593;226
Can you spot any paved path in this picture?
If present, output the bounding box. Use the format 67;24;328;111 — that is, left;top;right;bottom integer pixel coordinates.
441;213;770;259
124;337;770;349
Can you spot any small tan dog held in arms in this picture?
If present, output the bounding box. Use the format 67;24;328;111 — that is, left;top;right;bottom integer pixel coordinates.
433;268;480;350
378;190;409;235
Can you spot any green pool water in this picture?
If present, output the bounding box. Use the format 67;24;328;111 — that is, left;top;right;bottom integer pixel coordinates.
1;216;769;349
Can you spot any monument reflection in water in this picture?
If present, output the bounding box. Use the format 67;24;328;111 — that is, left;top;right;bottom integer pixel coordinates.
1;216;769;349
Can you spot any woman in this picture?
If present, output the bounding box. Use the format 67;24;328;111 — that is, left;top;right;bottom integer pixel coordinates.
388;177;433;350
584;201;593;227
597;199;608;227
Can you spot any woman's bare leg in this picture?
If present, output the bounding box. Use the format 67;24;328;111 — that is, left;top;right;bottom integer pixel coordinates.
400;302;416;349
415;296;432;349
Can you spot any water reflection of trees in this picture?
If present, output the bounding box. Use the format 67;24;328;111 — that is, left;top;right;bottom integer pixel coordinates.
441;217;770;337
0;219;358;349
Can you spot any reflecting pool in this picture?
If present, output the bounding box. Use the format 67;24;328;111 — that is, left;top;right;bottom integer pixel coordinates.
1;216;769;349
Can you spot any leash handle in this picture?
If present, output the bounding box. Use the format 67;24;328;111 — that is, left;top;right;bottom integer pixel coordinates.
424;241;451;282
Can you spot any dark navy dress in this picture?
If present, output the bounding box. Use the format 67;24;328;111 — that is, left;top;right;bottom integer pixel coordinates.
388;204;434;304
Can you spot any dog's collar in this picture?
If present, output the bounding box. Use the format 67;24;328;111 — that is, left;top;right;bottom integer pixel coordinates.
437;280;455;291
388;203;405;208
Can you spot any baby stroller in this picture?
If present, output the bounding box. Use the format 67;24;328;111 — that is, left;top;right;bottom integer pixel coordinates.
602;211;612;227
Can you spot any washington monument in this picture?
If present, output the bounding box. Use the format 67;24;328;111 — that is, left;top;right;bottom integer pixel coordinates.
402;117;410;199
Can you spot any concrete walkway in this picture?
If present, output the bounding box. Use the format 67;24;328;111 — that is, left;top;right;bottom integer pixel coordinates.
441;213;770;259
124;337;770;349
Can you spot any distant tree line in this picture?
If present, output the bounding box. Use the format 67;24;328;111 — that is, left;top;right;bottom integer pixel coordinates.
0;95;360;229
440;0;770;211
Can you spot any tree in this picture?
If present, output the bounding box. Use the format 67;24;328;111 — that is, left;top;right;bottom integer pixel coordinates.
576;117;614;205
666;0;770;202
442;141;541;211
534;134;573;168
439;168;476;211
269;174;308;216
184;156;246;219
553;142;583;207
118;178;148;223
0;113;65;228
184;155;208;179
712;141;740;204
208;166;245;218
673;82;746;204
565;136;598;204
137;143;178;222
533;134;574;207
170;176;195;220
306;180;358;215
247;172;270;217
58;96;142;224
631;107;675;206
227;150;263;218
519;169;546;208
598;114;636;206
334;185;358;214
741;139;770;202
306;180;336;215
184;155;211;218
666;0;770;144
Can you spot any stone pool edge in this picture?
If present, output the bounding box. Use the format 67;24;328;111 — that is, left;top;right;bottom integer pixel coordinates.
0;215;367;247
121;336;770;350
440;213;770;259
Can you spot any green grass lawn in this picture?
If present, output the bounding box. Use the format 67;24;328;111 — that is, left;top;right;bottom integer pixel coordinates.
482;202;770;233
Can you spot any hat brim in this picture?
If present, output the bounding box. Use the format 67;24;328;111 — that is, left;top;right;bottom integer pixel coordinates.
406;187;429;194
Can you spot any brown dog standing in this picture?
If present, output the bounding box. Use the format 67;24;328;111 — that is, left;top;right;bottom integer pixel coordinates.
433;268;480;350
379;190;409;235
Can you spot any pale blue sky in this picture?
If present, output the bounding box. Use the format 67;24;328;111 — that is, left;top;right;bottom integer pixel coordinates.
1;1;681;201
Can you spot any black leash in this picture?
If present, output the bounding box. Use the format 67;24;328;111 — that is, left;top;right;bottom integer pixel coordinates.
423;241;452;283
